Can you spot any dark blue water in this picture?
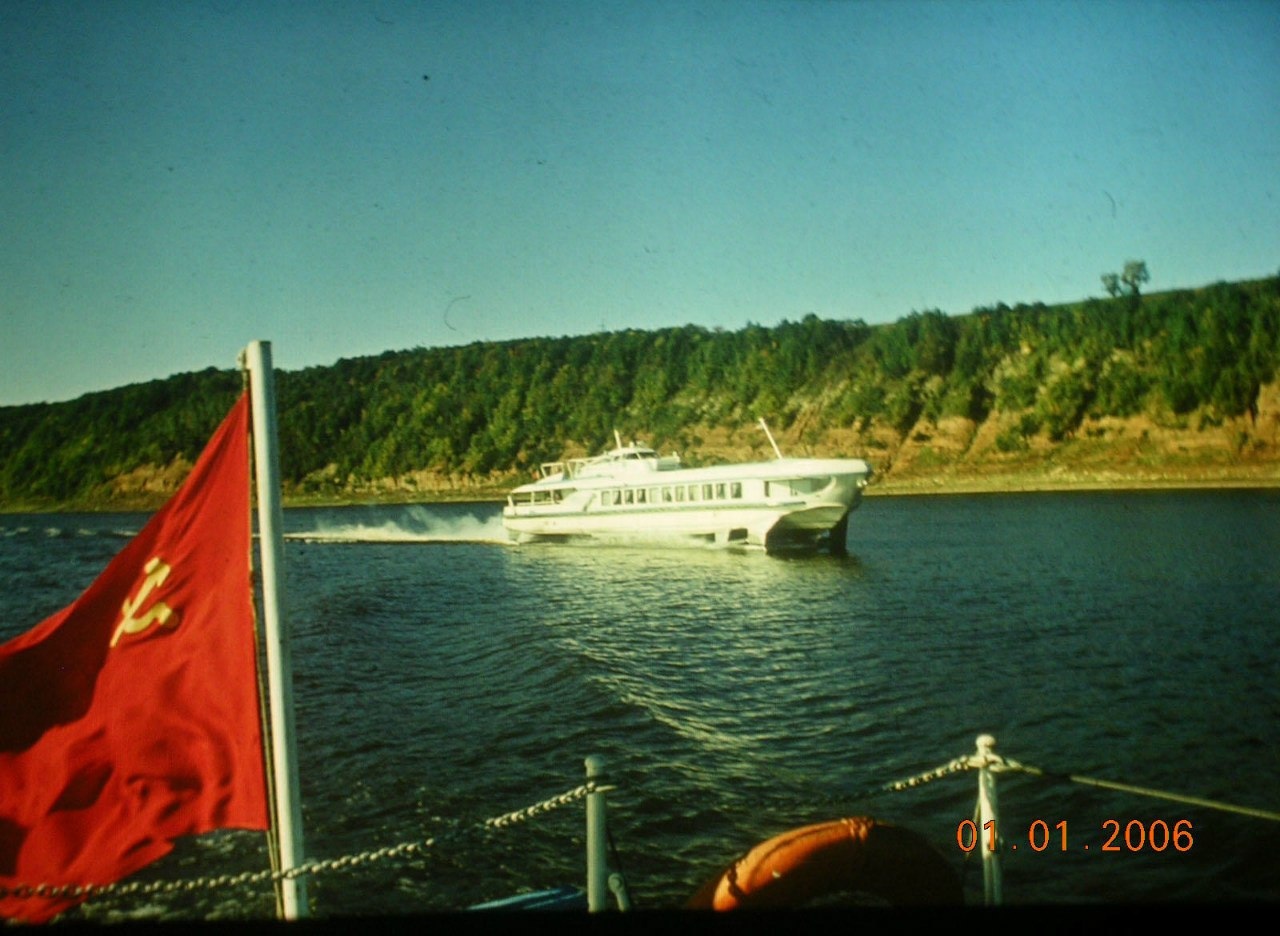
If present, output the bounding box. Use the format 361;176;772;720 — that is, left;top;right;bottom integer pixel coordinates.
2;489;1278;919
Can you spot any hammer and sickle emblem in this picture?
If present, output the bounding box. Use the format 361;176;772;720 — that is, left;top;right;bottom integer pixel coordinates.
111;556;180;647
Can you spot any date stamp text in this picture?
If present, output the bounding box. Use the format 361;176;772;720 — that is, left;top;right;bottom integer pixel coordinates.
956;819;1194;853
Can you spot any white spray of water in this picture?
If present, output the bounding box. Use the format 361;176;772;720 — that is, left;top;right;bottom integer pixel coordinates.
287;506;510;545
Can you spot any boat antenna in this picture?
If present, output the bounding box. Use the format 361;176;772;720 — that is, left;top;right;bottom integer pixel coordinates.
614;428;623;449
759;418;783;459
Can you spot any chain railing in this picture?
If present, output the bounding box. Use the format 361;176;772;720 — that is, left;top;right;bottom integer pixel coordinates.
0;780;603;905
7;738;1276;914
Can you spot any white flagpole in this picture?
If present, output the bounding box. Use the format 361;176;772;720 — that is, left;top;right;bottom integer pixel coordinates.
243;340;309;919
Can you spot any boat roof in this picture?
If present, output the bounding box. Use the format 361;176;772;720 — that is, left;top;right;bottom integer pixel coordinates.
511;452;871;493
532;442;669;477
593;443;658;459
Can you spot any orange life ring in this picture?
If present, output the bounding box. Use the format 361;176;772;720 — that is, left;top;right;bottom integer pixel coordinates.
687;816;962;909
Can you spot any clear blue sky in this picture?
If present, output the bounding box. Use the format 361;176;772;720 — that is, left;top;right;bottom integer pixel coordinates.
2;0;1277;405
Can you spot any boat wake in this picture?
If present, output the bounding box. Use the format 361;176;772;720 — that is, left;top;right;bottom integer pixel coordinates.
1;524;138;541
285;513;510;546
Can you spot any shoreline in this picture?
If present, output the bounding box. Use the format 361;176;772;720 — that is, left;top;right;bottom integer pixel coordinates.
3;475;1277;515
863;475;1280;497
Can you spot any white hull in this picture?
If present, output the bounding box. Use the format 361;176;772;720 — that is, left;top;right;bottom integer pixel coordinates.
502;441;871;554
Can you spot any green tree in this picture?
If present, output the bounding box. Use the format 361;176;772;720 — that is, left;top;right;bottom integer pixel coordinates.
1122;260;1150;296
1103;260;1149;298
1036;365;1093;440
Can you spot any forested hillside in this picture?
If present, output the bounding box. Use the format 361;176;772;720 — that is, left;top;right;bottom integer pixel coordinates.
3;275;1279;510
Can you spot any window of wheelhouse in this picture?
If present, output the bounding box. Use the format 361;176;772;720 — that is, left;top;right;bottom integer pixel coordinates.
730;482;742;499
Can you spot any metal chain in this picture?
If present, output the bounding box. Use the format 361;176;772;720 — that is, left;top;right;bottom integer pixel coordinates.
823;754;975;805
484;781;608;830
879;755;975;793
0;781;602;904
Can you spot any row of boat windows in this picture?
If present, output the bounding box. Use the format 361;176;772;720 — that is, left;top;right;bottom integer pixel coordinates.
513;476;823;507
601;482;743;507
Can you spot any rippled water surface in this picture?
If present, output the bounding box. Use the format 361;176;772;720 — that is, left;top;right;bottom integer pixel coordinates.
3;489;1278;919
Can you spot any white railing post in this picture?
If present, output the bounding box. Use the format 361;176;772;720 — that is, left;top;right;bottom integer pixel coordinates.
608;872;632;911
975;733;1003;906
243;340;309;919
585;755;608;911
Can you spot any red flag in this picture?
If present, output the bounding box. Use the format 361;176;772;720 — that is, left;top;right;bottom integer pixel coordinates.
0;392;268;923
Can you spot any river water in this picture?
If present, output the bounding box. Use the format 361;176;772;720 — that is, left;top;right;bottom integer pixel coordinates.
2;489;1278;919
